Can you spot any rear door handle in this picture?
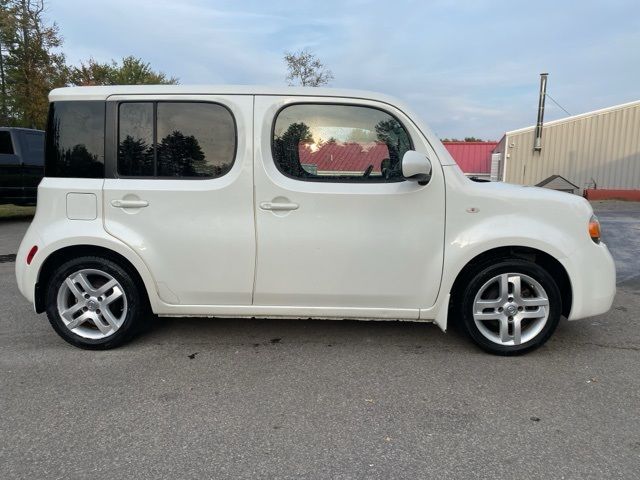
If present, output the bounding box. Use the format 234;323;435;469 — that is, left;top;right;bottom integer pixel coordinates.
111;199;149;208
259;201;299;211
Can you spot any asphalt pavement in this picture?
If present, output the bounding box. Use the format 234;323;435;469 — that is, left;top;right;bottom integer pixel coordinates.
1;201;639;479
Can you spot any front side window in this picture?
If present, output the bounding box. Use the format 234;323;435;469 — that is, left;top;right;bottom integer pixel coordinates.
272;104;412;182
118;102;236;178
0;131;14;154
45;101;105;178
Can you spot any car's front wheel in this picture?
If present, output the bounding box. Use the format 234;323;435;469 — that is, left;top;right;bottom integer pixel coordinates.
457;259;562;355
45;256;147;349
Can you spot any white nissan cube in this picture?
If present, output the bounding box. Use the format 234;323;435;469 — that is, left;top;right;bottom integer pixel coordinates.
15;85;616;355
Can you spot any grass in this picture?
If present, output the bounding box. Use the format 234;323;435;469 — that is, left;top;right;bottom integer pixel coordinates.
0;203;36;220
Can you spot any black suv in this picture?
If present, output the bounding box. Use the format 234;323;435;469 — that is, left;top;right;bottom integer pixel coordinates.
0;127;44;205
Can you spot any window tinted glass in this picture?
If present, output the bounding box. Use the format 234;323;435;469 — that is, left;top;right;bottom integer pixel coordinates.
0;131;14;154
22;132;44;165
273;104;412;182
118;103;154;176
45;101;105;178
156;103;235;178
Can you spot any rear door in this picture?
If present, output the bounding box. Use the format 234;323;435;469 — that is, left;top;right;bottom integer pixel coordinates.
252;96;446;317
103;95;255;306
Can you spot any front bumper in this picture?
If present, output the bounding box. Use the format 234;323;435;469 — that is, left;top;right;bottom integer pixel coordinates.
561;240;616;320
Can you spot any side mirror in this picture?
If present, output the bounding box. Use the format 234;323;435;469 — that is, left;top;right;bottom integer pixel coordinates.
402;150;432;185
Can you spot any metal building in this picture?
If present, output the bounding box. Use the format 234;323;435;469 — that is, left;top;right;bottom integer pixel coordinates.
493;100;640;194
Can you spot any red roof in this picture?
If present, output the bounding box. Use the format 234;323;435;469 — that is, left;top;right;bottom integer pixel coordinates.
443;141;498;174
298;142;389;173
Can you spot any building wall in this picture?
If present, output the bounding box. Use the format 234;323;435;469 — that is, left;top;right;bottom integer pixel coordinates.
502;101;640;190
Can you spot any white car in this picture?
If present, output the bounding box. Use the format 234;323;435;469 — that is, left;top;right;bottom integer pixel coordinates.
15;85;616;355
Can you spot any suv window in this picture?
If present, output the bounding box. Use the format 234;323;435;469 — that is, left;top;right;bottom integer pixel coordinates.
22;132;45;165
118;102;236;178
45;101;105;178
272;104;412;182
0;131;14;155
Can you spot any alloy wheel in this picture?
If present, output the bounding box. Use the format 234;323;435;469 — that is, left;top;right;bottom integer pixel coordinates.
472;273;550;346
56;268;128;339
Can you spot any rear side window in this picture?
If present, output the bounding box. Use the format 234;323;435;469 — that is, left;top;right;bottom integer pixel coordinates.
272;104;412;182
118;102;236;178
21;132;44;165
0;131;14;154
118;103;154;176
45;101;105;178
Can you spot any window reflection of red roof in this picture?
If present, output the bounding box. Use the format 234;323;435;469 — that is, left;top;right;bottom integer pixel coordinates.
298;142;390;172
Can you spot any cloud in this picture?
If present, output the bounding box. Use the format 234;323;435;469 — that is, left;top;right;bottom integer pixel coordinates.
50;0;640;139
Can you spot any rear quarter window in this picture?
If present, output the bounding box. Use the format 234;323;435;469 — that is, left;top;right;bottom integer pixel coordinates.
45;101;105;178
0;131;14;155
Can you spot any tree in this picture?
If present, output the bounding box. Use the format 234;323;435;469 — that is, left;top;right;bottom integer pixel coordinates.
347;128;377;143
118;135;153;176
273;122;313;176
156;131;210;177
69;55;178;86
1;0;67;129
284;49;333;87
375;118;411;176
0;1;17;125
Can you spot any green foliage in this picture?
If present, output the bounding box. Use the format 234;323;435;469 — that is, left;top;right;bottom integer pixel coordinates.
441;137;487;142
273;122;313;177
69;56;178;86
157;131;210;177
346;128;377;143
0;1;178;128
0;0;68;129
118;135;153;176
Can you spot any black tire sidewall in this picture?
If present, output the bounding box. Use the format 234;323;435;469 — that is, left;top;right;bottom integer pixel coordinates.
45;256;144;349
459;259;562;356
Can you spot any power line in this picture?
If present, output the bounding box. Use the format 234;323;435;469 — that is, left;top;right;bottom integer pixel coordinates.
545;93;571;116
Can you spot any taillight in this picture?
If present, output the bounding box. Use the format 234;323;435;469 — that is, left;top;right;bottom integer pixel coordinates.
588;215;601;244
26;245;38;265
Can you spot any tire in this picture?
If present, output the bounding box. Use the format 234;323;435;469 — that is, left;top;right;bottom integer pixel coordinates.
455;258;562;356
45;256;148;349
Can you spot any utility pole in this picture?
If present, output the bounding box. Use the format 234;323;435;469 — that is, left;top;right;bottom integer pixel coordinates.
533;73;548;152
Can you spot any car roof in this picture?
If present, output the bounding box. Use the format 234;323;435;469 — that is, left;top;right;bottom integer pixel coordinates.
49;85;401;105
0;127;44;133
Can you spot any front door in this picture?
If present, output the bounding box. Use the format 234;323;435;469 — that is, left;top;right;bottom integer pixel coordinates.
252;96;446;317
103;95;255;305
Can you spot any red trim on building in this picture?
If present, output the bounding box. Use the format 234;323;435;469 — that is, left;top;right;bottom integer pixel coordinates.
583;189;640;201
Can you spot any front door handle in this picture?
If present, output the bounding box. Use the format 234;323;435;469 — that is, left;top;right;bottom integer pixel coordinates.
259;201;299;211
111;199;149;209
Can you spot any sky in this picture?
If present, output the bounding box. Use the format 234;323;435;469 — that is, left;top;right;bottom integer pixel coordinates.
47;0;640;140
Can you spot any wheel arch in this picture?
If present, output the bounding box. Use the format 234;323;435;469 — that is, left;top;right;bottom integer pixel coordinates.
35;244;155;313
449;245;572;320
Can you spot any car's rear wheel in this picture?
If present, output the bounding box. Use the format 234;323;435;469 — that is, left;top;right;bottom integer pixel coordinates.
45;256;147;349
456;259;562;355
